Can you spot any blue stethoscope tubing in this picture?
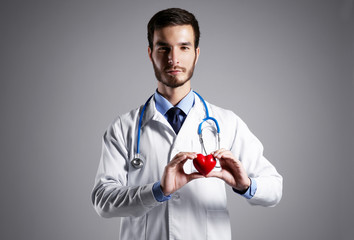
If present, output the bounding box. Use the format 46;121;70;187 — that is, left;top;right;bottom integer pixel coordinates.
193;91;220;155
131;91;220;169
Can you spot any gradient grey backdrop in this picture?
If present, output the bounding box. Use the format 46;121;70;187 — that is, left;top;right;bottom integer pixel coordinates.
1;0;353;239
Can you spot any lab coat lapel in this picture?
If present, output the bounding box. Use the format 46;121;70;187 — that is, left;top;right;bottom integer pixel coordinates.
174;95;206;151
140;93;210;153
141;96;168;127
141;96;176;135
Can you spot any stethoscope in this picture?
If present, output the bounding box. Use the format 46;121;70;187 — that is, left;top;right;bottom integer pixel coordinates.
131;91;220;169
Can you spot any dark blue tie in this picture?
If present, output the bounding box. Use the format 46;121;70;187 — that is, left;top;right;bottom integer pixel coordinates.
166;107;185;134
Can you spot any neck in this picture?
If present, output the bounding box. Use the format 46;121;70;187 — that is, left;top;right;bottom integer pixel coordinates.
157;82;191;106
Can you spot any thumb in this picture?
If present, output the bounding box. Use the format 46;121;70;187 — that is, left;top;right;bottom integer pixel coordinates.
206;171;223;179
187;172;205;181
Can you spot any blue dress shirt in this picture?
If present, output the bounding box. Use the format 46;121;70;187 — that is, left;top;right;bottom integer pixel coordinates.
152;90;257;201
154;89;195;122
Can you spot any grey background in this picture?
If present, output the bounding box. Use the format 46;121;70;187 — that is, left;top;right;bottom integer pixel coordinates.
0;0;353;239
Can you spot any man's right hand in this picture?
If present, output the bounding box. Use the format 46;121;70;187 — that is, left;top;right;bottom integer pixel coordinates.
160;152;204;196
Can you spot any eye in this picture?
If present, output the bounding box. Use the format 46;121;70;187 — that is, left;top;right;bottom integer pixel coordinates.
157;47;170;53
181;46;190;51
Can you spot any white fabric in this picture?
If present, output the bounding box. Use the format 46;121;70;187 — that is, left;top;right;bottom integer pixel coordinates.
91;93;283;240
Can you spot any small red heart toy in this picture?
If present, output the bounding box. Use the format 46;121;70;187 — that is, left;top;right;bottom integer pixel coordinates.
193;154;216;176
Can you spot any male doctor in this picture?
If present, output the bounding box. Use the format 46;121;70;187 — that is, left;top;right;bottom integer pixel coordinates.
92;8;282;240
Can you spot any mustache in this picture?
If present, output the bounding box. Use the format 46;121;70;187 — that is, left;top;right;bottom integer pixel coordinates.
164;66;186;72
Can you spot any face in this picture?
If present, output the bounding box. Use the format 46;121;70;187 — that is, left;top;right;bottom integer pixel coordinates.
148;25;200;89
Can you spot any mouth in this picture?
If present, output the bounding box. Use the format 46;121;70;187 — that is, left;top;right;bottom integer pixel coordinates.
166;68;184;75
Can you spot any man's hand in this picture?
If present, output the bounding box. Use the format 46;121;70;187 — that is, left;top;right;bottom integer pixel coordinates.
207;149;250;192
160;152;204;196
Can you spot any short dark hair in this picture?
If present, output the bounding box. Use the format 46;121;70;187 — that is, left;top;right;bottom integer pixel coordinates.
147;8;200;50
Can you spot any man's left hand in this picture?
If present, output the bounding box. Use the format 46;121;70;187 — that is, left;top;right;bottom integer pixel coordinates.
206;149;250;192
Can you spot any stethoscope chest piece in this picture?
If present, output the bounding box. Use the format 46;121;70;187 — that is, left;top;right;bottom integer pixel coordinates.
131;153;145;169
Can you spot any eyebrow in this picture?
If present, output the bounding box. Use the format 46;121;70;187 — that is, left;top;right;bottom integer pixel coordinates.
180;42;192;46
155;41;168;47
155;41;193;47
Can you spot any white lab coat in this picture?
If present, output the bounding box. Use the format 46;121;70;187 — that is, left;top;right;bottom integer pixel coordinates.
92;93;282;240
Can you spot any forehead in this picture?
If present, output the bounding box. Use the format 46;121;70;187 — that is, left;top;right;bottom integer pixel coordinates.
153;25;195;46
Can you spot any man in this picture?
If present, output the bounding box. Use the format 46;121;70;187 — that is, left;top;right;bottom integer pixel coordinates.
92;8;282;240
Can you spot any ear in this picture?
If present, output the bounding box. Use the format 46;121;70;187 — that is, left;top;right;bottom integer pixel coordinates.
148;47;153;62
195;47;200;64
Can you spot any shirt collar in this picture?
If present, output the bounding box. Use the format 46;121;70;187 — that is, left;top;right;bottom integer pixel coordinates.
154;89;195;116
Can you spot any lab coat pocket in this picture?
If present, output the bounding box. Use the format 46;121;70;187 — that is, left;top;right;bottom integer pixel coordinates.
206;209;231;240
120;215;146;240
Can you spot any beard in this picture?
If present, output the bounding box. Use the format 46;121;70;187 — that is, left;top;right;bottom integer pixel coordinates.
151;57;197;88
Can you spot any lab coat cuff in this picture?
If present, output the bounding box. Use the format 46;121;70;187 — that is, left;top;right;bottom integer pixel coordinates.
233;178;257;199
138;182;164;208
152;181;172;202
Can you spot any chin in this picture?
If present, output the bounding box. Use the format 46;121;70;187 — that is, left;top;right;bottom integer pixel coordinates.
163;78;190;88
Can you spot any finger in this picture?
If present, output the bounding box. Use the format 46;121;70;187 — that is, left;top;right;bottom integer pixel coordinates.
187;172;205;181
219;153;235;161
213;149;232;160
212;148;227;157
174;152;197;160
205;170;223;179
174;152;197;162
215;150;238;162
169;152;197;167
217;156;239;169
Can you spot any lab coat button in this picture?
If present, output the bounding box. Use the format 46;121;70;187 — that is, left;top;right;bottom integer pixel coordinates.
173;193;180;200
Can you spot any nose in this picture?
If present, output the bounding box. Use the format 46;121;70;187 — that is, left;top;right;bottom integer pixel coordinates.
168;48;179;65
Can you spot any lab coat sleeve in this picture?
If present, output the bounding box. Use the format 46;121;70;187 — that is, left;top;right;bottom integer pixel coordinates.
232;116;283;207
91;118;162;218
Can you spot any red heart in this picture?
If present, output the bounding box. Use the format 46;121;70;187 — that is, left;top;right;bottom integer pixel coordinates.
193;154;216;176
